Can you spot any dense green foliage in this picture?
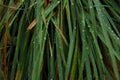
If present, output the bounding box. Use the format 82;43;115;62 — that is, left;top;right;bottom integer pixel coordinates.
0;0;120;80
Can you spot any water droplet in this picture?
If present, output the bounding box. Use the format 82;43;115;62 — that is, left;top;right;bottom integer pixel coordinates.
74;27;76;30
88;25;90;28
89;6;92;9
83;40;85;43
86;47;89;50
50;78;53;80
33;41;35;44
44;37;46;40
57;1;60;4
116;37;119;40
82;30;85;32
111;30;114;33
71;2;74;5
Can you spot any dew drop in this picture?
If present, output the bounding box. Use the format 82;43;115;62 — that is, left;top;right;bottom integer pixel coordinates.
86;47;89;50
57;1;60;4
111;30;114;33
88;25;90;28
116;37;119;40
44;37;46;40
74;27;76;30
98;8;101;12
71;2;74;5
82;30;85;32
83;40;85;43
33;40;35;44
33;42;35;44
89;6;92;9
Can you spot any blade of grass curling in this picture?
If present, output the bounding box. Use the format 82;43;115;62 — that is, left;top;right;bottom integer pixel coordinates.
78;23;92;80
65;2;77;79
10;12;26;80
86;30;102;80
58;3;67;66
14;7;33;80
69;26;78;80
45;12;56;80
32;25;44;80
88;48;99;80
93;0;120;79
65;15;77;79
31;1;43;79
65;28;76;80
35;9;49;80
69;2;78;79
87;1;105;76
56;30;64;80
32;0;52;80
15;31;30;80
2;6;21;28
65;0;72;39
58;35;66;67
97;26;120;71
48;27;55;80
32;27;47;79
76;1;87;79
87;19;110;79
96;20;120;60
86;17;105;73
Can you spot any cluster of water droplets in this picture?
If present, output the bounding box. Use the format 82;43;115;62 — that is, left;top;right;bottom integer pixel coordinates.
108;27;120;40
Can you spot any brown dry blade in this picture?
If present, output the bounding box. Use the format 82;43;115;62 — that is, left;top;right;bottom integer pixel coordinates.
44;0;48;8
111;59;120;80
15;71;18;80
4;32;7;80
103;52;120;79
44;0;53;8
27;19;36;31
55;64;58;80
